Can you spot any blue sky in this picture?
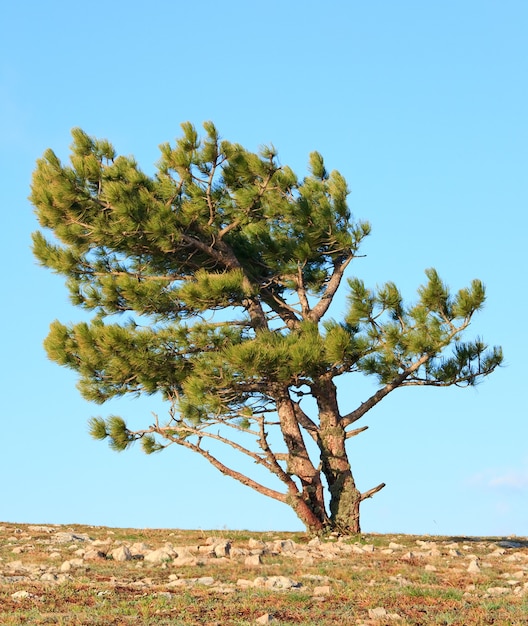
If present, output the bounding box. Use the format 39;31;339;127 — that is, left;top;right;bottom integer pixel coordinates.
2;0;526;536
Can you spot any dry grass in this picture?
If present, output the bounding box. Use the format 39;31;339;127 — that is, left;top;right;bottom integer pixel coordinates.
1;522;527;625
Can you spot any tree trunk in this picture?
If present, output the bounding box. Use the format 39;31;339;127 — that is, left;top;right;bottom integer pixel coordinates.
312;377;363;533
275;388;329;532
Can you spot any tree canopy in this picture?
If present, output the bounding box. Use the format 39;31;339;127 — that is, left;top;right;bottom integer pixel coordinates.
31;122;503;533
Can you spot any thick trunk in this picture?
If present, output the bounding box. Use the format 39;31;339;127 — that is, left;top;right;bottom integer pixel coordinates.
312;377;363;533
275;389;329;532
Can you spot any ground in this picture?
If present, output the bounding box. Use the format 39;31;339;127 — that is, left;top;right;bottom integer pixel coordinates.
1;522;527;625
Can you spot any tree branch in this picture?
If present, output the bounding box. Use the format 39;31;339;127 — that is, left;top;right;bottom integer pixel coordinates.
292;401;319;444
308;254;354;322
296;263;311;318
345;425;368;439
360;482;386;502
342;353;431;428
170;435;288;503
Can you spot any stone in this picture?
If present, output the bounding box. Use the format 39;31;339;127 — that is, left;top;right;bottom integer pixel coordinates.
53;532;91;543
130;542;150;555
368;607;401;620
368;607;388;618
11;590;32;599
487;587;510;596
255;576;300;590
467;559;481;573
28;525;54;533
83;549;107;561
144;547;175;564
255;614;274;624
236;578;254;589
111;545;132;562
272;539;296;553
489;548;506;557
425;564;437;572
429;548;442;557
213;541;231;558
245;554;262;566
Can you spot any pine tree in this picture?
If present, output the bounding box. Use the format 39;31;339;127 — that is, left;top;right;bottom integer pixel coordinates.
31;122;503;533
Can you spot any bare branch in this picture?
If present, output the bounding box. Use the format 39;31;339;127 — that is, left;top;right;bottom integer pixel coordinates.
172;435;288;503
345;425;368;439
360;482;386;501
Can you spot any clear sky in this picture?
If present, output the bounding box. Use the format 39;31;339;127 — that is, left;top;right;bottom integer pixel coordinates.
2;0;526;537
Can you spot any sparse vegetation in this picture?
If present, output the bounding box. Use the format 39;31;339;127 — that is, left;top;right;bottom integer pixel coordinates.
1;523;527;624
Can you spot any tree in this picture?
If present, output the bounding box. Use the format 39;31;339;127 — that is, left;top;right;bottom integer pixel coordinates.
30;122;503;534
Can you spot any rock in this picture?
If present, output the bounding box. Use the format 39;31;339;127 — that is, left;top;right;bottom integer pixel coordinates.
368;607;401;620
130;542;150;555
425;564;437;572
6;560;25;572
489;548;506;557
143;547;175;564
213;541;231;558
248;538;266;550
230;547;249;557
272;539;296;553
487;587;510;596
467;559;481;573
313;585;331;596
60;559;84;572
53;532;91;543
245;554;262;567
28;525;54;533
11;590;32;599
388;542;404;550
253;576;300;590
83;549;107;560
111;545;132;562
236;578;254;589
255;614;274;624
368;607;388;618
40;572;58;582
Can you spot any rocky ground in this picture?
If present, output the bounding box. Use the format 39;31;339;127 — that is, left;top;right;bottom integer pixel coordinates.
1;523;527;624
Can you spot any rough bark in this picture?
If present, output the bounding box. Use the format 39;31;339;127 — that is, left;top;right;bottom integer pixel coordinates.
312;377;363;533
275;387;329;531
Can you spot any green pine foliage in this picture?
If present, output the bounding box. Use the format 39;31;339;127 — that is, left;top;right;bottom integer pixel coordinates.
31;122;502;533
